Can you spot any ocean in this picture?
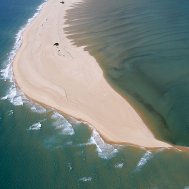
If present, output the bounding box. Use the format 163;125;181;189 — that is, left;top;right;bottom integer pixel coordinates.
0;0;189;188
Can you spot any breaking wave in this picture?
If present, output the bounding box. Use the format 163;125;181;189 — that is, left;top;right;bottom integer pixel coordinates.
0;0;47;107
79;177;92;182
7;110;14;116
135;151;153;171
88;130;118;159
51;112;75;135
0;0;47;82
114;163;124;169
28;122;42;130
29;104;47;114
1;85;23;106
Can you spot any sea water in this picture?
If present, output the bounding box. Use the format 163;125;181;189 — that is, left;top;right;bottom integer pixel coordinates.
0;0;189;188
65;0;189;146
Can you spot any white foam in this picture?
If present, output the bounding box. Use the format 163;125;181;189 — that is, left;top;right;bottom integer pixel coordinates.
12;96;23;106
136;151;153;170
67;163;73;171
30;105;46;113
1;86;23;106
1;96;7;100
8;110;14;116
79;177;92;182
76;142;92;147
0;0;47;106
28;122;42;130
184;187;189;189
88;130;118;159
69;117;82;125
0;62;12;81
51;112;64;119
0;0;47;81
0;1;50;109
51;112;74;135
0;27;22;81
114;163;124;169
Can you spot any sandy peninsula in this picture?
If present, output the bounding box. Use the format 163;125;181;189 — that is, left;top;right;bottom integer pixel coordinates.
13;0;171;148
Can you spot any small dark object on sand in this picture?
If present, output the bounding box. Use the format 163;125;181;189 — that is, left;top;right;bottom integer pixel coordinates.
60;1;64;4
54;43;59;46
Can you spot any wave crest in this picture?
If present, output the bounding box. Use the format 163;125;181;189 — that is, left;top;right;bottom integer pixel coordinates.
88;130;118;159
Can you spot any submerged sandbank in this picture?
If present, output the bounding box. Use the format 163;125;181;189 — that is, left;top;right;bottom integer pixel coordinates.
13;0;171;148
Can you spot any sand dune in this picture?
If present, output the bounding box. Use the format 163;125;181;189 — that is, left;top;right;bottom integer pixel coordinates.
13;0;171;148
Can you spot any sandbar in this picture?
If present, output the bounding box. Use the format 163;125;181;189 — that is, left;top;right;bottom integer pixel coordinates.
13;0;171;148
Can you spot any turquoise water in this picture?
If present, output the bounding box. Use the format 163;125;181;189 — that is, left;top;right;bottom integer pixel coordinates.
0;0;189;188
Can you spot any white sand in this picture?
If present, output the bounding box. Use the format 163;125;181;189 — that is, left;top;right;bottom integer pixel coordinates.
13;0;171;148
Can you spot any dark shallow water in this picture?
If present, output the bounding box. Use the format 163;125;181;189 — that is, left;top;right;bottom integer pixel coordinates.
65;0;189;146
0;0;189;188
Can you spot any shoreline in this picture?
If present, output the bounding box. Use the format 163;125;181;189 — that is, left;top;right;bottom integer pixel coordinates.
13;0;172;148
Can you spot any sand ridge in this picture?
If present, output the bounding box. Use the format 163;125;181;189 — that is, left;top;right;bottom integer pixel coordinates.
13;0;171;148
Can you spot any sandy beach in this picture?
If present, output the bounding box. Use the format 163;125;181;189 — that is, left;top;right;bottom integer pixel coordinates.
13;0;171;148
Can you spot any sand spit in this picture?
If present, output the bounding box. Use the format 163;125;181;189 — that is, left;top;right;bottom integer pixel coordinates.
13;0;171;148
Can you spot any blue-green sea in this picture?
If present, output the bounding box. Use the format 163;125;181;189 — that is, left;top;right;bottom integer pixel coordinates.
1;0;189;188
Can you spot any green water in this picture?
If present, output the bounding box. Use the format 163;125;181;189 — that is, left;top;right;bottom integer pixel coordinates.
0;0;189;188
65;0;189;146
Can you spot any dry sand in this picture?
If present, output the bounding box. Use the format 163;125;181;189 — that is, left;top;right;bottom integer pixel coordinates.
13;0;172;148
